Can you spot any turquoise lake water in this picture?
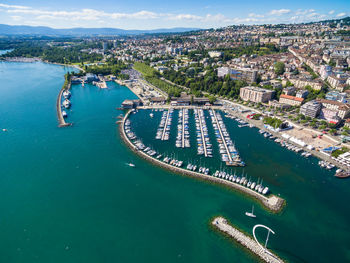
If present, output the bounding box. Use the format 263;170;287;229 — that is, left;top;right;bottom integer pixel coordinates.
0;61;350;262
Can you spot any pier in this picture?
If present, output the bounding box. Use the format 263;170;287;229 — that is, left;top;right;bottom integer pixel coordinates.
56;86;71;127
181;109;185;148
211;110;233;164
197;109;208;157
212;217;284;263
119;110;285;213
161;109;171;140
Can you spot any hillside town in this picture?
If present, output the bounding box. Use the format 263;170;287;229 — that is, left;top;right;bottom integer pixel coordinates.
2;17;350;165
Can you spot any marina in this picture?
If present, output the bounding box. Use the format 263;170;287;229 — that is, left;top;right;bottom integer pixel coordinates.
4;60;350;263
120;109;285;212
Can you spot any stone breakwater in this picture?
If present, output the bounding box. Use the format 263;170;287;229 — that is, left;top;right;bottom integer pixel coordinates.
212;217;284;263
119;110;285;213
56;80;72;127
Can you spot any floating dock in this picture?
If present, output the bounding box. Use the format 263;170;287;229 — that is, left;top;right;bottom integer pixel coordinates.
212;217;284;263
212;110;233;164
161;109;171;141
197;109;209;157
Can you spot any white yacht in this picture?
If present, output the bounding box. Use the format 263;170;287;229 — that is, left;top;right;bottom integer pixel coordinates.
63;90;71;99
63;99;71;109
62;111;67;118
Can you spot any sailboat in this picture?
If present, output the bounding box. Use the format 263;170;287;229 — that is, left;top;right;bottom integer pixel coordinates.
245;205;256;218
127;163;135;167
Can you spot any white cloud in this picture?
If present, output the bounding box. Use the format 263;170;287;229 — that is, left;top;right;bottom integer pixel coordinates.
248;13;264;18
10;15;22;21
269;9;291;16
0;3;29;9
295;9;316;15
336;12;346;17
0;3;348;29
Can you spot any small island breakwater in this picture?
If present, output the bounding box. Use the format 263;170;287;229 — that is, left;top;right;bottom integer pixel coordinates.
119;110;285;213
212;217;284;263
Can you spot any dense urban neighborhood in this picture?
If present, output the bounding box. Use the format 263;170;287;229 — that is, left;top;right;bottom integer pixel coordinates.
2;17;350;159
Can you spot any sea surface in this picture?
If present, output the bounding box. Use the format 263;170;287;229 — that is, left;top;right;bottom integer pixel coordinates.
0;60;350;262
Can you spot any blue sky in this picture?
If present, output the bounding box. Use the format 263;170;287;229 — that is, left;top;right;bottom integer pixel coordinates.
0;0;349;29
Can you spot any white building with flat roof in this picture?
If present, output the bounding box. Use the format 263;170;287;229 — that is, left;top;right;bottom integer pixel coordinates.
240;86;274;103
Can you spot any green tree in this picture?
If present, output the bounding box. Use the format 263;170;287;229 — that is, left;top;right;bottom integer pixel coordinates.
274;62;285;75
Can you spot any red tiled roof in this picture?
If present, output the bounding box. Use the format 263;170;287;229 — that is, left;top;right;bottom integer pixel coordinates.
279;94;304;102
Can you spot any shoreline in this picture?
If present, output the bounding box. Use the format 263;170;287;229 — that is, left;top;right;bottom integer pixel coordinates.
221;102;349;173
119;109;285;213
211;216;284;263
1;57;83;71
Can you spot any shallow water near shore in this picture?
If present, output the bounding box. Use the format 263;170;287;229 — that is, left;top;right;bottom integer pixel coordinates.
0;61;350;263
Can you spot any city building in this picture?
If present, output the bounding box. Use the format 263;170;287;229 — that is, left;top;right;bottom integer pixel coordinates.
121;99;143;109
316;98;350;119
296;90;309;98
279;94;304;106
217;67;257;83
230;68;258;83
325;90;347;102
208;51;223;58
240;86;274;103
319;108;341;124
84;73;98;83
268;100;291;109
300;100;322;118
282;86;296;96
102;42;108;52
217;67;231;78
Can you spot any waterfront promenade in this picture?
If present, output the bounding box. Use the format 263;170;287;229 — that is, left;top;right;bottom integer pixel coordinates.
119;110;285;213
212;217;284;263
223;104;350;172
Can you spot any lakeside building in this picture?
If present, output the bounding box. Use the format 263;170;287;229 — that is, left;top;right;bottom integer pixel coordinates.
84;73;99;83
240;86;274;103
121;99;143;109
319;108;341;124
300;100;322;118
316;98;350;119
150;97;166;104
268;100;291;110
279;94;304;106
170;94;210;106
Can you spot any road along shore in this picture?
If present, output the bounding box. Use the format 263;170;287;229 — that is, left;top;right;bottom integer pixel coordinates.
119;110;285;213
212;217;284;263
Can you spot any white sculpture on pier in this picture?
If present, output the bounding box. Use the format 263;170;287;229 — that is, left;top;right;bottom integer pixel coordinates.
253;224;275;256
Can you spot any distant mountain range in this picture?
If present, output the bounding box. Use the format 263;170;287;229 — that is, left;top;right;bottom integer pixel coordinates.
0;24;201;36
